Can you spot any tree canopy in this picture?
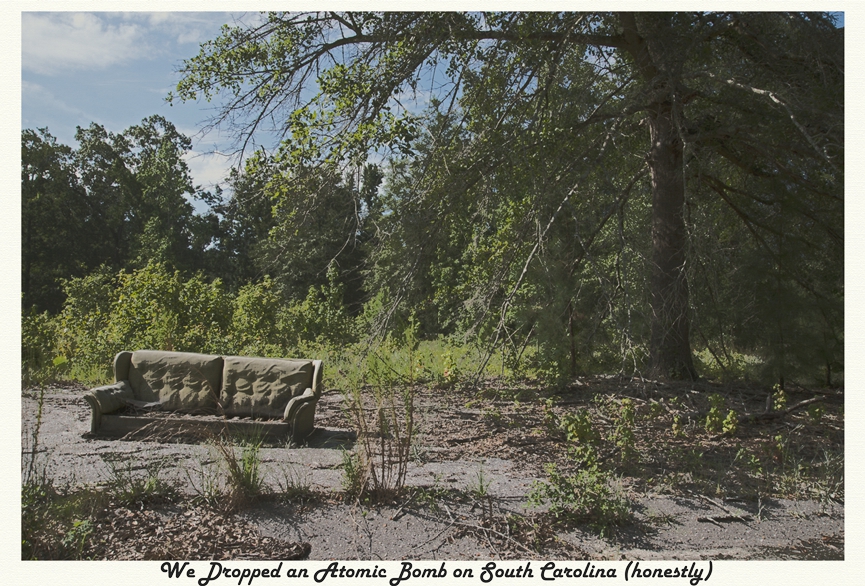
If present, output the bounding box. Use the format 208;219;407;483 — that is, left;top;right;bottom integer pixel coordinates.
24;12;841;386
171;12;842;382
22;116;217;313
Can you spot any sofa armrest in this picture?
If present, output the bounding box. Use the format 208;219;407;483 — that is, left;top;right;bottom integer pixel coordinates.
83;381;134;434
284;388;318;440
113;351;133;383
311;360;323;397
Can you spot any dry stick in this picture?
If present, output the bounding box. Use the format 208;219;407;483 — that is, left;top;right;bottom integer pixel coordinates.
454;519;537;556
697;514;754;525
737;396;826;424
689;491;731;515
677;395;826;429
390;490;418;521
411;518;457;553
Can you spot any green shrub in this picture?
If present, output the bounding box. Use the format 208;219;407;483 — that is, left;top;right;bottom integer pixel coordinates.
559;409;599;445
612;398;637;462
22;310;63;384
528;460;631;537
107;262;231;354
51;262;234;375
228;276;284;356
705;394;727;433
282;265;356;347
54;266;117;375
772;385;788;411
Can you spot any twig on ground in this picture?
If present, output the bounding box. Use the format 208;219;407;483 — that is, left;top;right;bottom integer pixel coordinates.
697;514;754;525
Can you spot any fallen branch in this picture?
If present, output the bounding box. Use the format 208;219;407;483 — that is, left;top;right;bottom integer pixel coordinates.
737;396;825;424
697;514;753;525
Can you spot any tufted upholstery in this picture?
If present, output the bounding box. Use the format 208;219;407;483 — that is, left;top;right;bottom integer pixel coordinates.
84;350;322;440
220;355;315;418
127;350;223;412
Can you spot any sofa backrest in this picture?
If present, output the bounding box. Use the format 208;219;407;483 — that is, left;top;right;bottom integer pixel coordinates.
127;350;223;412
220;355;317;418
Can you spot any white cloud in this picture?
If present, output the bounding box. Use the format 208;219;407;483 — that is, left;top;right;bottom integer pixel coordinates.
22;80;107;136
23;81;83;118
22;12;246;77
184;149;234;191
140;12;237;46
22;13;151;75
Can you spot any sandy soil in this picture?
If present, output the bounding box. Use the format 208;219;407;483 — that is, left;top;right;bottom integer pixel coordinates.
22;382;843;560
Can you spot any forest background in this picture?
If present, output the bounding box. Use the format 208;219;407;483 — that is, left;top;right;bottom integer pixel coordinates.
21;11;844;391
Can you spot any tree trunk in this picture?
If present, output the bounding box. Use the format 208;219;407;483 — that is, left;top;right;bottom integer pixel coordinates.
646;100;698;379
620;13;698;380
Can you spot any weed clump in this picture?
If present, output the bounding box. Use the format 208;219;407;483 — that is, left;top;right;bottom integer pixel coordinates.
528;458;632;537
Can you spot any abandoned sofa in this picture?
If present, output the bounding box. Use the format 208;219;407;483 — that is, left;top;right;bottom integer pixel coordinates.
83;350;323;442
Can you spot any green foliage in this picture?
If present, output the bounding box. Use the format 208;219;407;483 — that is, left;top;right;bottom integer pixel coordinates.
169;11;842;382
612;398;637;461
282;265;357;347
559;410;599;445
53;262;233;376
110;263;204;352
772;385;788;411
722;410;739;435
340;329;420;500
227;276;284;356
22;128;91;313
60;519;93;558
22;117;219;315
808;403;826;424
469;466;491;499
705;394;727;433
693;350;764;382
671;415;685;438
54;265;117;377
191;433;268;511
22;310;63;384
340;450;367;500
703;394;738;435
528;459;632;537
24;13;844;386
22;481;104;560
439;349;461;388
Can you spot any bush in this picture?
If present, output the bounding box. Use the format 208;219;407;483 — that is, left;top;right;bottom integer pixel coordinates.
281;265;356;347
228;276;284;356
22;310;62;384
52;262;233;375
528;460;632;537
54;266;117;377
106;262;231;354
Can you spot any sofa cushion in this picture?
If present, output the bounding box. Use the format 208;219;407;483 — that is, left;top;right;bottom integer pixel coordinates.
128;350;223;412
221;356;314;418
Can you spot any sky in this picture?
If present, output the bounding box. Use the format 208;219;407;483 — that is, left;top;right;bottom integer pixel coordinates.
21;10;848;201
22;12;251;196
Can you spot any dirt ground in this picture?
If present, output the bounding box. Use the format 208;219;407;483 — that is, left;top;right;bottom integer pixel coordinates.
21;379;844;560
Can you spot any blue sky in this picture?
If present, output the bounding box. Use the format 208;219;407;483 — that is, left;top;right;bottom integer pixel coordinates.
21;10;848;200
22;12;250;195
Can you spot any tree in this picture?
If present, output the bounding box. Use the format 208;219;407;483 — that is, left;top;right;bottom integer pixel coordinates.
74;115;207;274
22;116;219;313
173;12;842;380
22;128;90;313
